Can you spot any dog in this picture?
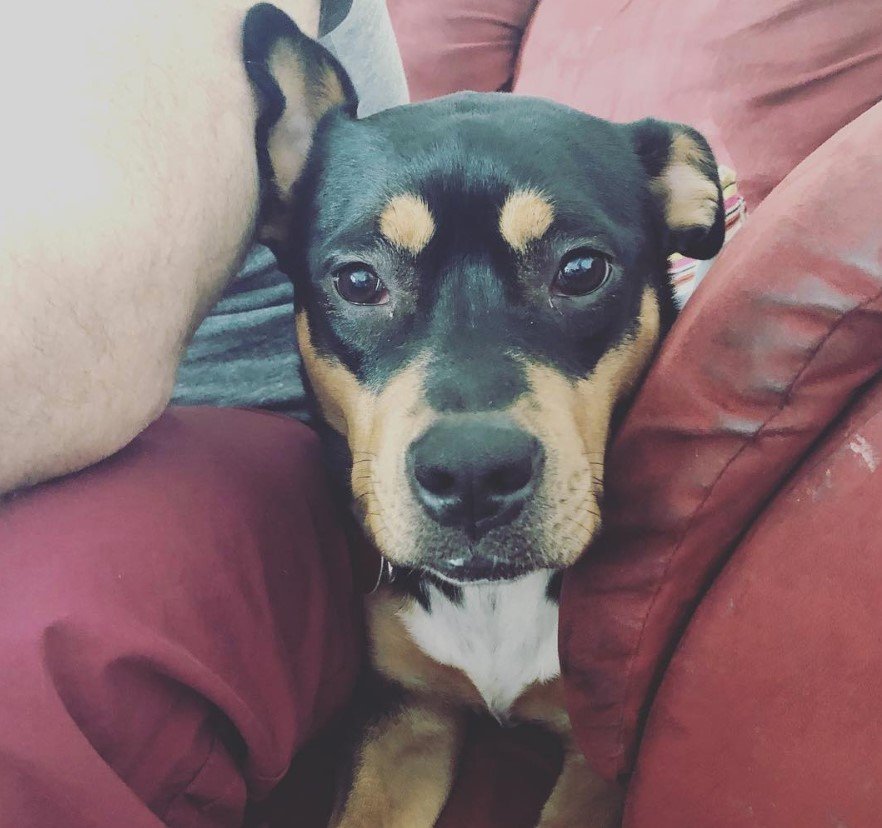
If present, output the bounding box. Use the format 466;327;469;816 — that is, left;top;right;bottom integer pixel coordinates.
241;4;725;825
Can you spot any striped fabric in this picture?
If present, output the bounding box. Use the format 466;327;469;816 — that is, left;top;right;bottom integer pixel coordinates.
669;165;747;306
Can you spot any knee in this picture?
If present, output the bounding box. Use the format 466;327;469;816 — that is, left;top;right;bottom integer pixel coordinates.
0;408;350;648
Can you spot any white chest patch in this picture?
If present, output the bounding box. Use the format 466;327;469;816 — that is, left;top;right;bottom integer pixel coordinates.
399;571;560;718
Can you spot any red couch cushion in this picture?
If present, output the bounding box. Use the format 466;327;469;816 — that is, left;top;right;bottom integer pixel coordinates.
560;100;882;781
514;0;882;208
625;377;882;828
387;0;539;101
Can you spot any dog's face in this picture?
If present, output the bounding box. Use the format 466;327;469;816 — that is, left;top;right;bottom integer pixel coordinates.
244;5;724;582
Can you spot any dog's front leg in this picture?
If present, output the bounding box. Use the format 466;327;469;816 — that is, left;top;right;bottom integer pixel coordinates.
331;701;465;828
536;743;622;828
514;678;622;827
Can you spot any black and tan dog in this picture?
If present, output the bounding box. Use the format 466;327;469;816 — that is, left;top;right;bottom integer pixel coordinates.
242;5;724;826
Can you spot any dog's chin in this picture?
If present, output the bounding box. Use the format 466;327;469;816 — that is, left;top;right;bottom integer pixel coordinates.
424;556;539;586
391;517;545;585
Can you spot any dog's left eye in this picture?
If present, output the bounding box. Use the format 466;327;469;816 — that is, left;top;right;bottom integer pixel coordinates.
333;265;389;305
552;250;611;297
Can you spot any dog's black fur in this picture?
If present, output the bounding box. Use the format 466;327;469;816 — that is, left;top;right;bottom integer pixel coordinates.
243;4;723;572
241;5;725;824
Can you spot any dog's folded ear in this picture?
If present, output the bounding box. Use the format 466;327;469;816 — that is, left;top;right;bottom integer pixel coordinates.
243;2;358;247
629;119;726;260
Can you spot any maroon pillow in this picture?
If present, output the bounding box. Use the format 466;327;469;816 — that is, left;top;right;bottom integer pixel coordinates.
387;0;539;101
514;0;882;208
560;101;882;781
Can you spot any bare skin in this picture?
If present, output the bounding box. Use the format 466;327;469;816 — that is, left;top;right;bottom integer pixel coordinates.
0;0;319;495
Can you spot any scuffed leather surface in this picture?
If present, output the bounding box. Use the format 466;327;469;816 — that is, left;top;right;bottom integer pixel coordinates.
625;376;882;827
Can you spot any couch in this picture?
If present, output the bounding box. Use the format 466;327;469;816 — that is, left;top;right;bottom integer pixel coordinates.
2;1;880;827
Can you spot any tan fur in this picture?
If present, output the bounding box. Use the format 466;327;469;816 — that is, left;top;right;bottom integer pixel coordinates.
332;703;465;828
363;615;621;828
538;748;623;828
581;286;662;406
353;362;434;562
511;676;570;735
511;288;661;567
296;312;434;565
379;194;436;255
650;132;718;230
499;189;555;253
260;43;349;244
513;685;623;827
295;311;367;436
314;64;347;119
366;587;484;707
266;43;312;195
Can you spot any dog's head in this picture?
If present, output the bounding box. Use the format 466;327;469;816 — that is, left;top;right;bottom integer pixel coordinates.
243;4;725;583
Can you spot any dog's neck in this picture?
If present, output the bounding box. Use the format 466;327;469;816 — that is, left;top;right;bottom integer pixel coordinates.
398;568;562;717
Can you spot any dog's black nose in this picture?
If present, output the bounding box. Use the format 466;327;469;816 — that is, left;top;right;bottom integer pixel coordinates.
407;415;542;537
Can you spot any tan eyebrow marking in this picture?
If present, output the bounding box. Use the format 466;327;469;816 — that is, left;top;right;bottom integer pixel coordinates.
378;194;436;255
499;189;555;253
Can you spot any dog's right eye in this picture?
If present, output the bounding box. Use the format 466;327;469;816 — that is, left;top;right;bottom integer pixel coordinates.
552;249;611;297
333;265;389;305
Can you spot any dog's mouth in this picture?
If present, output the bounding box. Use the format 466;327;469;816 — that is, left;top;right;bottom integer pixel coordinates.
425;553;539;585
350;412;604;580
333;356;614;579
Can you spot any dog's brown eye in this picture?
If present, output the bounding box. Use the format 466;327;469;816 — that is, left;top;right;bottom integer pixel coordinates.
552;250;611;297
334;265;389;305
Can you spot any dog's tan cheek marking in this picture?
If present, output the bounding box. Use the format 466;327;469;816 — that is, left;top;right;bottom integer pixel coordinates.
651;132;718;230
569;286;661;469
357;359;436;561
366;361;432;496
584;286;662;402
378;194;436;255
511;288;661;566
366;588;484;706
291;339;432;565
296;313;435;564
499;189;555;253
512;365;605;566
295;312;371;438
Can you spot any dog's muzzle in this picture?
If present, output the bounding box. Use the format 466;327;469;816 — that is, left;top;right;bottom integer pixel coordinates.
406;413;543;579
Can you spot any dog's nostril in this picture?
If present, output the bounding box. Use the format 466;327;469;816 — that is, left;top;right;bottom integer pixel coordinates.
416;466;457;496
407;416;544;535
485;459;532;496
